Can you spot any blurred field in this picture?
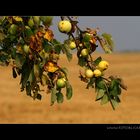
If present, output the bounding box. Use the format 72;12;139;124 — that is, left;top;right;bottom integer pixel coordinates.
0;52;140;124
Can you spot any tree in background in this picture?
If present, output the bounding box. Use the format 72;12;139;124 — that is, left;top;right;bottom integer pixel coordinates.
0;16;127;110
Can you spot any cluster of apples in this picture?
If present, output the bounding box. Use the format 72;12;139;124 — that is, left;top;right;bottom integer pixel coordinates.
57;19;110;79
85;60;109;78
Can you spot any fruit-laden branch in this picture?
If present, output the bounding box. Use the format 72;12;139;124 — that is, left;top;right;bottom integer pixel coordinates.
0;16;127;110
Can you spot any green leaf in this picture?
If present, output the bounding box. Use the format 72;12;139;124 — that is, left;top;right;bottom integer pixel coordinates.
0;32;6;41
24;26;33;38
86;77;96;89
15;53;26;68
54;45;62;54
52;39;62;53
95;78;106;90
96;89;105;101
43;40;53;53
62;44;72;62
28;69;35;83
82;34;91;42
20;60;32;89
60;67;68;77
93;56;102;65
50;88;57;105
26;81;31;96
66;81;73;100
111;99;119;109
12;67;17;78
33;64;40;81
116;96;121;102
100;94;109;105
40;16;53;26
109;79;121;96
56;92;64;103
102;33;115;51
84;42;91;49
78;57;87;67
97;35;112;54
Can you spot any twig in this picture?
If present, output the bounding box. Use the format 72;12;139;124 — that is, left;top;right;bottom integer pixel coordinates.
104;82;115;110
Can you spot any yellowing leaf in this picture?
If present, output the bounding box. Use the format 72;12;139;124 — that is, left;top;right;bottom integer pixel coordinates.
44;29;54;41
13;16;23;22
44;62;59;73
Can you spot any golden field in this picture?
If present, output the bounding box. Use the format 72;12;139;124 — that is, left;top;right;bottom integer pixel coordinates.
0;52;140;124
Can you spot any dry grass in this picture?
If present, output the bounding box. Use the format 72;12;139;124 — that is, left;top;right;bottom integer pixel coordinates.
0;52;140;124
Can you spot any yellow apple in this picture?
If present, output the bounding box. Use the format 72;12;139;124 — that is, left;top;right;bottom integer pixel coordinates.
58;20;72;33
81;48;88;57
93;69;102;77
56;78;66;88
85;69;94;78
98;60;109;71
69;41;76;50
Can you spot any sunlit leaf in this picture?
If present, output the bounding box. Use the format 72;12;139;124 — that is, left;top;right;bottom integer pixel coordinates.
86;77;96;89
93;56;102;65
50;88;57;105
102;33;115;51
111;99;119;109
62;44;72;62
78;57;87;67
66;81;73;100
100;94;109;105
96;89;105;101
26;81;31;96
44;29;54;42
56;92;64;103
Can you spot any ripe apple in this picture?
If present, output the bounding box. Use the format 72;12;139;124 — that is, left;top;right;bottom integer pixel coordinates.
23;44;30;54
85;69;94;78
9;24;18;35
69;41;76;50
58;20;72;33
98;60;109;71
81;48;88;57
93;69;102;77
56;78;66;88
28;18;34;28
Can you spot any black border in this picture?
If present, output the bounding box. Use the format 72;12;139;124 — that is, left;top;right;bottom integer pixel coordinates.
1;1;140;138
0;0;140;16
0;124;139;137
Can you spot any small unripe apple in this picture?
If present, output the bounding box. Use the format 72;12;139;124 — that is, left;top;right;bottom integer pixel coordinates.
58;20;72;33
28;18;34;28
79;43;83;47
23;44;30;54
98;60;109;71
9;24;18;35
56;78;66;88
69;41;76;50
81;48;88;57
93;69;102;77
85;69;94;78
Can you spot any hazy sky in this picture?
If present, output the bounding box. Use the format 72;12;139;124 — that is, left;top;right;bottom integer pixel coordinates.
51;16;140;52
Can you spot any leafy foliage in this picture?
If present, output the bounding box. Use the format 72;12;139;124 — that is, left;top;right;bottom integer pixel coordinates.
0;16;127;110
